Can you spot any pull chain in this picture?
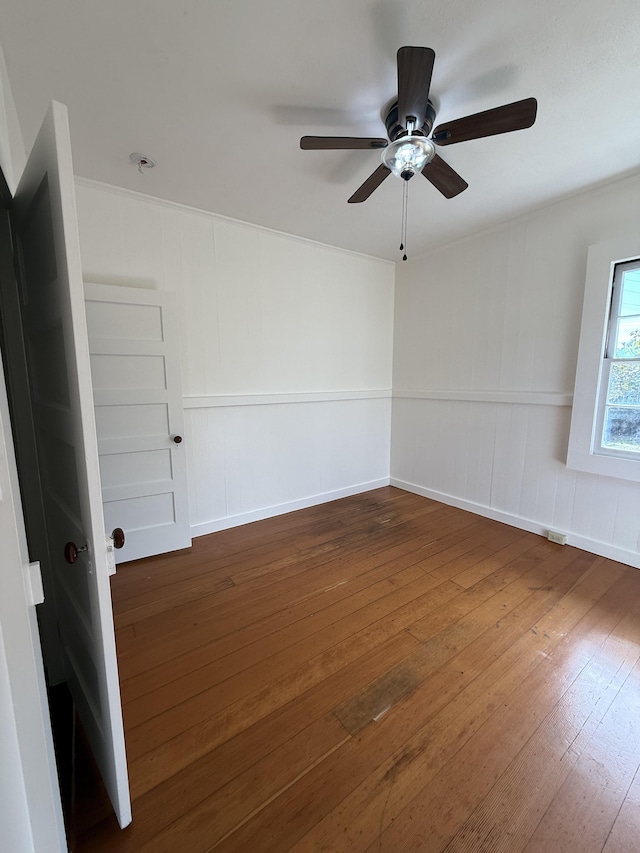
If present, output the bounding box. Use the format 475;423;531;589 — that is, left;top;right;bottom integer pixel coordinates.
399;180;405;252
399;180;409;261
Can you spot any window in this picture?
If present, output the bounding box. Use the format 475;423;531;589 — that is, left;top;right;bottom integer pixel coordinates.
567;235;640;482
596;259;640;458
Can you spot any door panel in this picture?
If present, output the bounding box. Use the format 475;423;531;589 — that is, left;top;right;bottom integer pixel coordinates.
12;102;131;827
0;162;65;686
91;353;168;390
84;282;190;563
101;448;172;489
85;299;163;339
95;402;169;440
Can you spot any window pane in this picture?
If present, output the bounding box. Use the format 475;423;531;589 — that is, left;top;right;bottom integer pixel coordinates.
613;269;640;357
607;362;640;405
602;406;640;453
614;316;640;357
619;269;640;316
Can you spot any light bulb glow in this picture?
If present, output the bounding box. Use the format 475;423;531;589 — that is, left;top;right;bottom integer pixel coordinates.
382;135;436;179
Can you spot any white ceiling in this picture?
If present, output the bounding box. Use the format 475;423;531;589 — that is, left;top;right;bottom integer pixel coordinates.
1;1;639;261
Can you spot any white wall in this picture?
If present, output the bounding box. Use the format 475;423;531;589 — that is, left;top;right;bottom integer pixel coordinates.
74;181;395;535
392;172;640;568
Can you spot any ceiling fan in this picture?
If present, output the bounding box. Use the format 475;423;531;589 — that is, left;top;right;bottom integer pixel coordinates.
300;46;537;204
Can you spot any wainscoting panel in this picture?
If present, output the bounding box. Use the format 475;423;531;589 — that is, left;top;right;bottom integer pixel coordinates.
391;396;640;568
187;394;392;536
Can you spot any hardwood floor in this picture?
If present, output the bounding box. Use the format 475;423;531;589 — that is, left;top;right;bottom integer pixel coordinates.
75;487;640;852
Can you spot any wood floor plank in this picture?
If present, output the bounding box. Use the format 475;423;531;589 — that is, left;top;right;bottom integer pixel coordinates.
111;489;425;602
225;503;472;589
441;610;640;853
301;565;637;852
213;553;603;852
118;510;470;657
138;713;350;853
125;569;439;736
521;654;640;852
73;488;640;853
79;632;421;852
119;557;433;705
122;564;429;729
114;572;234;629
602;763;640;852
408;539;578;643
334;546;584;736
117;506;478;672
348;564;639;853
414;517;522;574
225;500;453;587
125;572;453;792
448;530;543;587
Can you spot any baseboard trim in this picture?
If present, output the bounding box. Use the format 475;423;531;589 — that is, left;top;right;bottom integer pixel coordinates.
390;478;640;570
191;478;391;538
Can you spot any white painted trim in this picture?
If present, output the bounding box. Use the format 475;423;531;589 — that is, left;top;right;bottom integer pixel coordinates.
184;390;392;409
567;234;640;482
191;478;390;538
393;389;573;407
391;478;640;570
74;177;395;267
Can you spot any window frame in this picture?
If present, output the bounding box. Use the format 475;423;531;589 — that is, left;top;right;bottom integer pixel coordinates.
567;234;640;482
593;258;640;459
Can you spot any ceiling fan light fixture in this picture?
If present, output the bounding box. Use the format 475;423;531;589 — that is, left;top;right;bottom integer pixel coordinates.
382;135;436;180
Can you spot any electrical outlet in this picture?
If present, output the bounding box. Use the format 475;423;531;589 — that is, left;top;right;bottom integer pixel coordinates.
547;530;567;545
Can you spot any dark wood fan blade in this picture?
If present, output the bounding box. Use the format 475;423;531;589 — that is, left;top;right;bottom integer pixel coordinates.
432;97;537;145
397;46;435;130
422;154;468;198
348;165;392;203
300;136;388;150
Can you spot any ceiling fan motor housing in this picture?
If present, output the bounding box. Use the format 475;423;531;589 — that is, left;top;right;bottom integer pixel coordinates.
385;99;437;141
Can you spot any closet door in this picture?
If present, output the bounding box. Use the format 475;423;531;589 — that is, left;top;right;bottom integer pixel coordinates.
84;282;190;563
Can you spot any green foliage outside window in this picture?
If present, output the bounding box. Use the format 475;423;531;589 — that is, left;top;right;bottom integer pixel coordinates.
608;329;640;405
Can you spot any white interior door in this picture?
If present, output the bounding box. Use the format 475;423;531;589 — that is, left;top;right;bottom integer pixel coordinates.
84;283;191;564
12;102;131;827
